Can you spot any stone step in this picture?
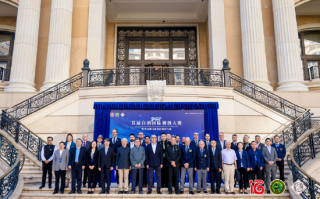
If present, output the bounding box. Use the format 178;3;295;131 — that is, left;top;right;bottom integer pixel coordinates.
24;162;35;166
19;192;292;199
21;170;43;175
22;166;40;171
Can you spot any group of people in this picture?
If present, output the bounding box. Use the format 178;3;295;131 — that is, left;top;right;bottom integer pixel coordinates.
40;130;286;195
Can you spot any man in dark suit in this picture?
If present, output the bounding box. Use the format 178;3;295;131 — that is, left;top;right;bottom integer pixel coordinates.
96;134;103;187
231;134;238;151
98;138;114;194
180;137;196;195
195;141;210;194
216;132;227;151
127;134;135;186
109;129;121;184
271;135;286;182
166;136;181;194
190;132;200;148
247;141;264;181
138;132;146;146
158;132;168;188
255;135;265;151
204;134;211;150
68;138;87;194
142;136;150;187
146;135;163;194
209;140;222;194
82;134;91;188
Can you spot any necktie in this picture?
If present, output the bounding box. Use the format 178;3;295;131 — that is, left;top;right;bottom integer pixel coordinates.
201;149;203;155
186;145;188;153
172;146;174;153
163;142;165;157
113;138;115;144
84;141;86;147
196;140;198;146
212;148;215;156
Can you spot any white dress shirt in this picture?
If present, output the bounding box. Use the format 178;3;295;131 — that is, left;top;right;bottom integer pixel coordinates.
130;143;135;149
152;143;157;154
59;150;63;156
267;146;272;154
112;137;117;144
220;140;224;149
41;145;57;162
221;148;237;164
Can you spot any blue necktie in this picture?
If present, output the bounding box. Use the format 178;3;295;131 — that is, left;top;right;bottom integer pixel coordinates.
212;148;215;156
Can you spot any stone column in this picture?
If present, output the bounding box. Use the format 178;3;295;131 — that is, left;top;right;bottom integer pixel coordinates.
4;0;41;92
240;0;273;91
208;0;227;70
272;0;308;91
40;0;73;91
86;0;106;70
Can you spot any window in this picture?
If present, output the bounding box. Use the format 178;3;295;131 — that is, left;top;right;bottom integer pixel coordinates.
0;32;14;81
116;28;197;69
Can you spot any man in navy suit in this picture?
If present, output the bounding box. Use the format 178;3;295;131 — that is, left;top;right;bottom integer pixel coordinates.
190;132;200;148
142;136;150;187
231;134;238;151
138;132;146;146
82;134;91;188
158;132;168;188
247;141;264;181
209;140;222;194
146;135;163;194
204;134;211;150
68;138;87;194
195;141;210;194
98;138;114;194
271;135;286;182
180;137;196;195
216;132;227;151
109;129;121;184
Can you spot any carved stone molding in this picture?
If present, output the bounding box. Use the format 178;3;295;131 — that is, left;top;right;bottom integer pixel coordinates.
147;80;166;102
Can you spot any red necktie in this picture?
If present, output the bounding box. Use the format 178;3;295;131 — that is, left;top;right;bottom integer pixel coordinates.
84;142;86;147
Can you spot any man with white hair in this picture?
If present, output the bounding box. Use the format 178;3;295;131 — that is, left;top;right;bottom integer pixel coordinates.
195;141;210;194
221;141;237;194
116;138;131;194
180;137;196;195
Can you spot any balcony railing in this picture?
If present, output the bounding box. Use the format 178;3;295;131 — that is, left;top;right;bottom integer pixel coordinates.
0;67;10;81
303;66;320;81
87;67;224;87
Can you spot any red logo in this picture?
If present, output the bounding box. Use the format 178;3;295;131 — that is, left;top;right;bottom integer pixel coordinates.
110;113;114;117
280;148;283;151
250;180;265;194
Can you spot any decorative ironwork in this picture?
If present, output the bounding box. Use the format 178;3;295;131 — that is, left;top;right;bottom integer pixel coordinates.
117;29;197;68
228;72;307;119
0;133;24;199
0;67;10;81
303;66;320;81
1;110;47;161
88;67;223;87
288;126;320;199
6;72;83;120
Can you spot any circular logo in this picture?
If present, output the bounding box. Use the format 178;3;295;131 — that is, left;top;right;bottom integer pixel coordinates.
115;113;119;117
270;179;286;195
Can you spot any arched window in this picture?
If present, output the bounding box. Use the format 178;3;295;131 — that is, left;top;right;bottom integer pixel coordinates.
0;31;14;81
300;31;320;80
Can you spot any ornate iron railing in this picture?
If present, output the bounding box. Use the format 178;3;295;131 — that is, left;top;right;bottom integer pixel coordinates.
6;72;83;120
0;132;25;199
303;66;320;81
88;67;224;87
1;111;46;161
0;67;10;81
228;72;306;119
288;126;320;199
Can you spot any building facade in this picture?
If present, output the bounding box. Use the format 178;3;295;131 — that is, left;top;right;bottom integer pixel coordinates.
0;0;319;92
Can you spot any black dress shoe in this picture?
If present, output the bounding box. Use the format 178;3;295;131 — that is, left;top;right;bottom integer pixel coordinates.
267;190;270;194
83;184;86;188
106;190;110;194
139;191;143;194
87;191;91;194
48;185;52;189
60;191;64;194
180;191;184;194
204;191;208;194
216;191;221;194
157;191;162;194
77;191;82;194
124;191;128;194
197;191;200;193
226;191;229;194
39;185;44;189
231;192;235;194
99;191;105;194
211;191;215;194
147;191;152;194
53;191;58;194
169;190;172;194
189;191;194;195
118;191;123;194
68;191;75;194
175;191;179;195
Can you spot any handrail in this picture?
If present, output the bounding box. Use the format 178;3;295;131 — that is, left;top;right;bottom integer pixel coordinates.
5;72;83;120
228;72;306;119
1;110;47;161
288;126;320;199
0;131;25;199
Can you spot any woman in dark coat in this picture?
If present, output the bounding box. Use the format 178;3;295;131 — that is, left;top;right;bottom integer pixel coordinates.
86;141;99;194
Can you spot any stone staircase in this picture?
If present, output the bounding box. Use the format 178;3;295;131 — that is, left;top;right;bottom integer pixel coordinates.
18;156;292;199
